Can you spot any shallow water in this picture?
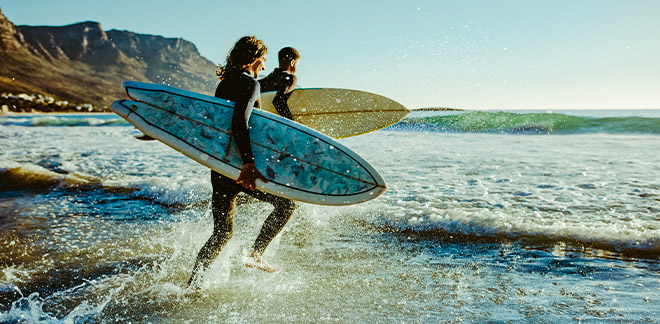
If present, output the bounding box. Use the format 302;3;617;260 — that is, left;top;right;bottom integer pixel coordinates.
1;111;659;323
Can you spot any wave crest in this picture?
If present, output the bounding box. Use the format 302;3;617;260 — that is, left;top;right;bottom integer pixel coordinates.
393;111;660;134
0;164;208;207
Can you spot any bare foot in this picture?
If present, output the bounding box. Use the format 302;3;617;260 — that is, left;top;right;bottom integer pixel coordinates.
243;252;281;273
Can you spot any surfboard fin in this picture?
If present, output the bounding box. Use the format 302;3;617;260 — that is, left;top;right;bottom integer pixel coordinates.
134;134;156;141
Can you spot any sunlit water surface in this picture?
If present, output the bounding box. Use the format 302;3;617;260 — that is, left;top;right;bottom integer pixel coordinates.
1;111;659;323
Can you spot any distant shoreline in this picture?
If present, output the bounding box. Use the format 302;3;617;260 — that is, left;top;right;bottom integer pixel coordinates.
411;107;660;112
412;107;464;111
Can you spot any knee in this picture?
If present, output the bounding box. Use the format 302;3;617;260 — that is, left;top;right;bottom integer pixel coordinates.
210;220;233;241
216;226;233;241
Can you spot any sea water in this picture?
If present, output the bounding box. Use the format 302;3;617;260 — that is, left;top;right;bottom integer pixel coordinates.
0;111;659;323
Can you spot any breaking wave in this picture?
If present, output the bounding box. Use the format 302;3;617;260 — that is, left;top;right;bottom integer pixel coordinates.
393;111;660;134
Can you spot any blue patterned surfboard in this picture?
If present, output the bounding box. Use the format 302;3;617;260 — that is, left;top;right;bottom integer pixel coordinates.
111;81;387;205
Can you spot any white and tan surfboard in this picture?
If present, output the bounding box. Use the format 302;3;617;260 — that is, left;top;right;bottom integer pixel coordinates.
261;88;409;138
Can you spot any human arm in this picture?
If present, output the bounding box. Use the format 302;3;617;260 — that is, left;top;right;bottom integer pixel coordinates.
273;74;296;120
231;78;268;190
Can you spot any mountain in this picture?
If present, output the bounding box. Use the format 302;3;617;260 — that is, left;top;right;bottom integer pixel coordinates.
0;8;218;109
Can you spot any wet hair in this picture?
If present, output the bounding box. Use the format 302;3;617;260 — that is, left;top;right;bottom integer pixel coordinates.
278;47;300;64
216;36;268;79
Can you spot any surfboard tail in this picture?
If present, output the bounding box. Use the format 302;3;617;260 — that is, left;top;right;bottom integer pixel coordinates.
110;100;131;119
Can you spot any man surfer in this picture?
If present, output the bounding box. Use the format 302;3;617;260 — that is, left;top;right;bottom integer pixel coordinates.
188;36;295;287
258;47;300;120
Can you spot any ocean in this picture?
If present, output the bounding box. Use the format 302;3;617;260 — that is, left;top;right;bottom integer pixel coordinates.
1;110;659;323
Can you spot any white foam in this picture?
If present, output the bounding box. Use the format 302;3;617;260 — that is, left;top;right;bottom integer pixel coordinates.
341;131;660;252
0;115;129;127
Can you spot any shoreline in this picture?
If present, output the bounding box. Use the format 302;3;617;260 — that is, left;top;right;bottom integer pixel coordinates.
412;107;464;111
411;107;660;112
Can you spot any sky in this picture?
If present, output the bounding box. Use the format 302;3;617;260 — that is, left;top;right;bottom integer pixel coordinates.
2;0;659;110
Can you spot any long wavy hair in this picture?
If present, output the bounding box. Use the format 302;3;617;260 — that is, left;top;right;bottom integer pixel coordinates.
216;36;268;80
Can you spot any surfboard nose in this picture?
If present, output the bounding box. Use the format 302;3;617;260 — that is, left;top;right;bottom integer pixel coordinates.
376;182;388;197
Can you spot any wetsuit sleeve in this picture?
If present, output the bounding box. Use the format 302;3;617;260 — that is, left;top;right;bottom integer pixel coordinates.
232;79;259;164
273;74;297;120
258;74;275;93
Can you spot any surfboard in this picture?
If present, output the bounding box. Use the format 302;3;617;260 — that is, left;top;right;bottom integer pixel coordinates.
113;82;387;205
260;88;409;138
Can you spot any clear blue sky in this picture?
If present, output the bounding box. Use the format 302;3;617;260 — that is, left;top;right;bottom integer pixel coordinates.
2;0;659;109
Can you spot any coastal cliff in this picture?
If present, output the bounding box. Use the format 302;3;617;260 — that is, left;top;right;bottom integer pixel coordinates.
0;8;217;112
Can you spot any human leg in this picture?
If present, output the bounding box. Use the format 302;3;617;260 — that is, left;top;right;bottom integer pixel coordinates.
241;189;295;272
251;195;296;254
188;171;240;286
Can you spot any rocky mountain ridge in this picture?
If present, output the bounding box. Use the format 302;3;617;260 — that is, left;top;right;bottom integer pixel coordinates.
0;8;218;111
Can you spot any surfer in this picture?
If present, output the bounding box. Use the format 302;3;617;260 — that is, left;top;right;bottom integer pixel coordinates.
188;36;296;287
258;47;300;120
135;47;299;141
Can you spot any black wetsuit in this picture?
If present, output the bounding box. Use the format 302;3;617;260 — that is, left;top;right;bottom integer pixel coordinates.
189;72;295;283
215;71;259;165
259;68;297;120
